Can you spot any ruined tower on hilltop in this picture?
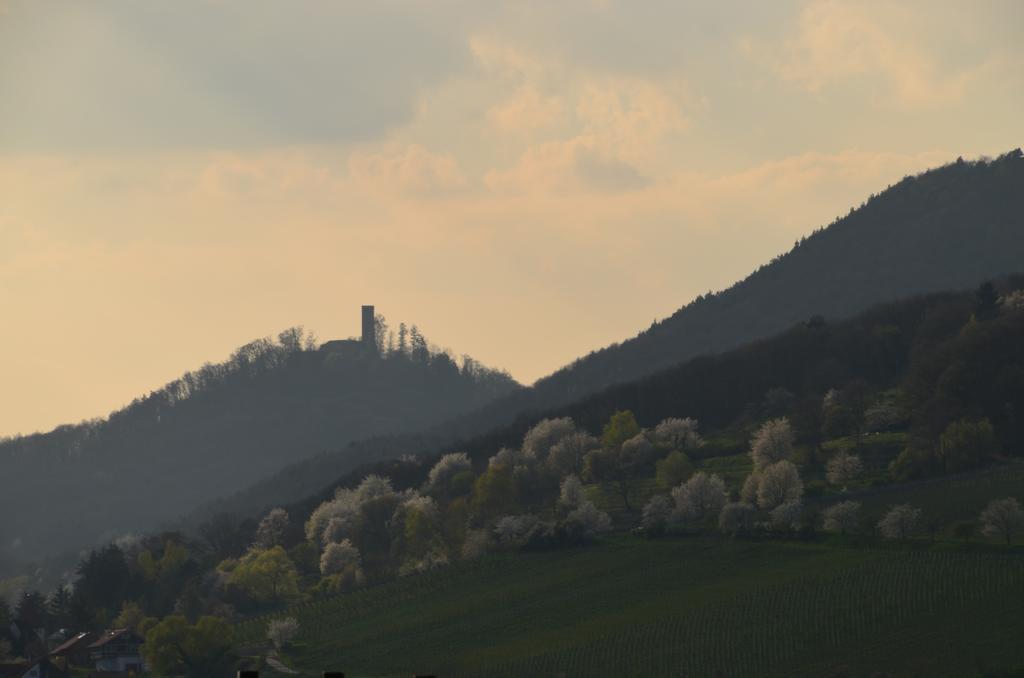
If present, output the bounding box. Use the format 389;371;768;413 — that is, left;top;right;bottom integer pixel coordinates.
362;305;376;353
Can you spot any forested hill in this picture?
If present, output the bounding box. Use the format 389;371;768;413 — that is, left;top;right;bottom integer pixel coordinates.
208;150;1024;521
0;326;518;565
463;150;1024;432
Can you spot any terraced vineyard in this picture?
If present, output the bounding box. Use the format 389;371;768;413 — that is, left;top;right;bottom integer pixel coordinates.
236;536;1024;677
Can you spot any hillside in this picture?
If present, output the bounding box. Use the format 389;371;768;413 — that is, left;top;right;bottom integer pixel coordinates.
0;321;518;565
236;536;1024;677
8;281;1023;677
216;150;1024;518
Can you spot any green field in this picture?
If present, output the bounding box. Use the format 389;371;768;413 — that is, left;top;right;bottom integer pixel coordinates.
236;534;1024;677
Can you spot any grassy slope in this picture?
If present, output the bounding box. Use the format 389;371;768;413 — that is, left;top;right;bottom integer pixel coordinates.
237;531;1024;678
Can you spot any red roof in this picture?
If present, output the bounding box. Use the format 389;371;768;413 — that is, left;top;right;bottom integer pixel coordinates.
88;628;140;649
50;631;96;656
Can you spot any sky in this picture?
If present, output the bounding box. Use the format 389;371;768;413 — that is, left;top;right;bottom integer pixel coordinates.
1;0;1022;437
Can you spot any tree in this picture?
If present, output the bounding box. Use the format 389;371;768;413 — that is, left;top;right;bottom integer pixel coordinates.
655;451;693;490
471;463;516;520
750;418;795;470
601;410;641;450
822;501;861;535
670;472;728;524
267;617;299;650
952;520;975;544
770;501;802;532
756;461;803;510
47;585;72;629
143;615;237;678
397;322;408;356
718;502;756;536
938;418;999;473
547;432;599;477
584;433;657;512
229;546;299;603
979;498;1024;545
557;474;584;511
425;452;473;497
642;495;673;534
567;502;612;536
975;280;999;321
826;451;863;490
878;504;921;541
320;539;362;576
113;600;146;632
654;417;703;452
521;417;576;460
254;508;290;549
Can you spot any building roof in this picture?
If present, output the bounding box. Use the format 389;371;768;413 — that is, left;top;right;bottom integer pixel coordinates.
50;631;95;655
88;628;140;649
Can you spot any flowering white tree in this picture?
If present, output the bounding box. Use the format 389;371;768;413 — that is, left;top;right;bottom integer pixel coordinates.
770;500;802;532
267;617;299;649
320;539;362;576
306;488;361;543
399;548;450;577
355;474;395;503
671;472;728;523
461;529;490;560
822;501;861;535
568;501;612;536
558;474;585;510
494;515;536;545
254;508;289;549
750;418;795;470
826;451;863;489
401;493;438;519
654;417;704;452
719;502;756;535
979;497;1024;545
488;446;522;468
878;504;921;541
756;460;803;510
740;472;760;504
522;417;577;460
642;495;673;532
425;452;472;494
547;432;600;476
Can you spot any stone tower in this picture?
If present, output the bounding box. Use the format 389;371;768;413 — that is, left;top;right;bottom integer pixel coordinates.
361;305;376;353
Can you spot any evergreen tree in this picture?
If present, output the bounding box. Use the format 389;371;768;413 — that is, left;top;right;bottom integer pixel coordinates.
975;280;999;320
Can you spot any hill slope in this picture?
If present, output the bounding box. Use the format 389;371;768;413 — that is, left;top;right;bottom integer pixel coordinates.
237;536;1024;677
0;328;518;564
217;151;1024;516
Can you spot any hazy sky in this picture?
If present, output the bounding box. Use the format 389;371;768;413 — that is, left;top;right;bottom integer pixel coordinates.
1;1;1022;436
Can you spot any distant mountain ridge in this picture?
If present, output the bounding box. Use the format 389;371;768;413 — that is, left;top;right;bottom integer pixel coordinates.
205;150;1024;520
0;322;518;564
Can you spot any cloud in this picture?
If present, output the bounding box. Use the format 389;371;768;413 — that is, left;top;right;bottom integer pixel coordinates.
756;0;973;108
349;144;470;196
0;2;471;151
